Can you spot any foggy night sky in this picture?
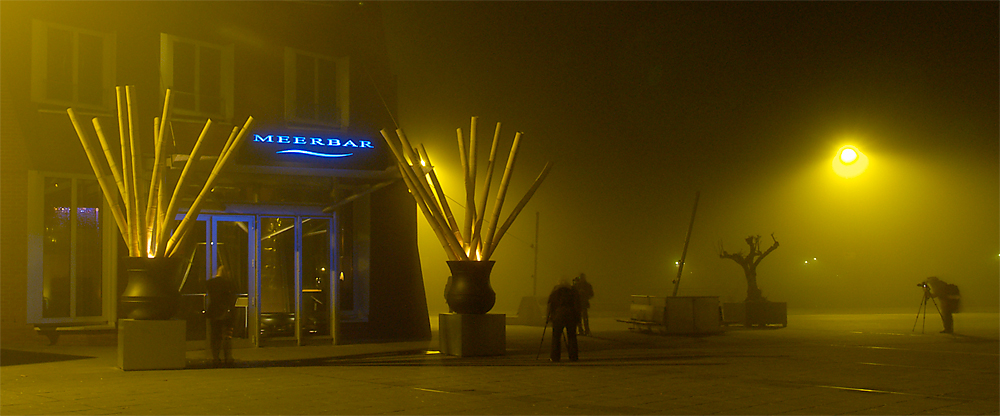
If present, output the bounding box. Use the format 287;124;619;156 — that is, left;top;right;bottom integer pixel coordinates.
378;2;999;315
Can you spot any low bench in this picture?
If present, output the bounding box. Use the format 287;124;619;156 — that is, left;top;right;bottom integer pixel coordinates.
34;323;117;345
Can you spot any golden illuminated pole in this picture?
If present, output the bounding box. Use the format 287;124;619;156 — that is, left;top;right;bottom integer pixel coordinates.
125;86;147;257
465;116;478;255
66;109;129;242
116;87;139;256
395;129;461;252
486;161;552;260
145;117;161;253
91;118;127;203
455;127;472;250
400;161;460;261
166;124;238;256
418;145;464;251
482;131;522;258
471;122;501;254
397;129;451;240
144;90;172;254
115;87;139;257
166;116;255;257
155;119;212;257
380;129;465;260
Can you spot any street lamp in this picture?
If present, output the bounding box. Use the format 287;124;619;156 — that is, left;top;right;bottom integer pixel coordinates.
832;145;869;178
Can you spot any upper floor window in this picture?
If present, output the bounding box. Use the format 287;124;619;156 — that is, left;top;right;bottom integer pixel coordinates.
30;20;116;110
160;34;234;120
284;48;349;127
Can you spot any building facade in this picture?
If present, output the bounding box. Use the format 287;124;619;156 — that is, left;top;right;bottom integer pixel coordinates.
1;1;431;347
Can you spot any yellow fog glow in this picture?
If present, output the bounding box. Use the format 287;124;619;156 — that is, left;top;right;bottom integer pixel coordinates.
832;145;869;178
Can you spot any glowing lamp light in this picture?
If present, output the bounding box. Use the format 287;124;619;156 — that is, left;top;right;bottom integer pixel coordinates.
832;145;869;178
839;148;858;164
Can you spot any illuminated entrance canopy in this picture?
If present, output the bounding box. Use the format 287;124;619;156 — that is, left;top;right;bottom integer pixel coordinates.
239;129;386;170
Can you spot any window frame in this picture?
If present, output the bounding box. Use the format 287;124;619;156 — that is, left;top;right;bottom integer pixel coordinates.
160;33;235;121
30;20;116;111
284;47;350;128
26;170;119;326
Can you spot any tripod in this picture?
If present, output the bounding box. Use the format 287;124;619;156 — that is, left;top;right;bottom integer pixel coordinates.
912;286;941;334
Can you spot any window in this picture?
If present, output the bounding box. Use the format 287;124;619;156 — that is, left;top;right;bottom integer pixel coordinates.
284;48;349;127
30;20;116;110
27;172;117;325
160;34;234;120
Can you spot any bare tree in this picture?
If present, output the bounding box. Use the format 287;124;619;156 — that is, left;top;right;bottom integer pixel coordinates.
719;233;779;302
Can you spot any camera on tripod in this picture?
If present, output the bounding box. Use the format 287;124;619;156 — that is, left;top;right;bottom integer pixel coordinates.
913;280;940;333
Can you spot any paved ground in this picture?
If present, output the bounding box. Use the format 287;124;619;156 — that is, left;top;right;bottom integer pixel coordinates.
2;313;997;415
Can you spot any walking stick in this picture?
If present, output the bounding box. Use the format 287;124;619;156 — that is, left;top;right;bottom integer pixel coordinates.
536;318;549;360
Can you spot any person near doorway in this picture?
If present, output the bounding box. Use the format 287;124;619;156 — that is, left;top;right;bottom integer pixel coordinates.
206;264;238;366
547;279;581;362
573;273;594;336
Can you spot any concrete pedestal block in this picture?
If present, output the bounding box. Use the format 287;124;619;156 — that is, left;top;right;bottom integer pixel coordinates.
118;319;186;370
439;313;505;357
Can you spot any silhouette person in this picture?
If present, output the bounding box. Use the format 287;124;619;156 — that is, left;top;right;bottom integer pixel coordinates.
573;273;594;336
924;276;960;334
547;279;581;362
206;265;238;366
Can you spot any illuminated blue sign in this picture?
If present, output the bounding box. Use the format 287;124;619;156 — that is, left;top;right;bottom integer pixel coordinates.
238;130;387;170
252;134;375;158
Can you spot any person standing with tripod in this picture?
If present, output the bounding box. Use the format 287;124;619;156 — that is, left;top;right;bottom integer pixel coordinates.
547;279;580;362
923;276;960;334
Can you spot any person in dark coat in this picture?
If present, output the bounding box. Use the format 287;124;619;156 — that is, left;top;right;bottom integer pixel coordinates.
206;265;238;366
573;273;594;336
547;279;581;362
924;276;960;334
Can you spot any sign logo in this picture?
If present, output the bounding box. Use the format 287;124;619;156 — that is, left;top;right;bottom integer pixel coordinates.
252;134;375;159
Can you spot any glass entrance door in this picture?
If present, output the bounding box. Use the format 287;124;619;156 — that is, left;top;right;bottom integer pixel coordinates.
211;216;255;348
180;214;335;348
301;218;333;342
257;216;335;346
258;217;297;345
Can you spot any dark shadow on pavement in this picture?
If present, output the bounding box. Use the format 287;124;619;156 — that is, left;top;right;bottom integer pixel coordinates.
0;349;95;366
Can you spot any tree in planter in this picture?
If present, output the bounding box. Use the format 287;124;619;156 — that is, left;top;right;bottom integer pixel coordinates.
719;233;779;302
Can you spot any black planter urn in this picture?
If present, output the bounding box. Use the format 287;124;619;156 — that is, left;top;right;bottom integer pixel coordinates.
120;257;182;320
444;260;496;314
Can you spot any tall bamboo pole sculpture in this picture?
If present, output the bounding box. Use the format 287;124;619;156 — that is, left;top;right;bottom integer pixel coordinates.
381;117;550;262
69;86;253;259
